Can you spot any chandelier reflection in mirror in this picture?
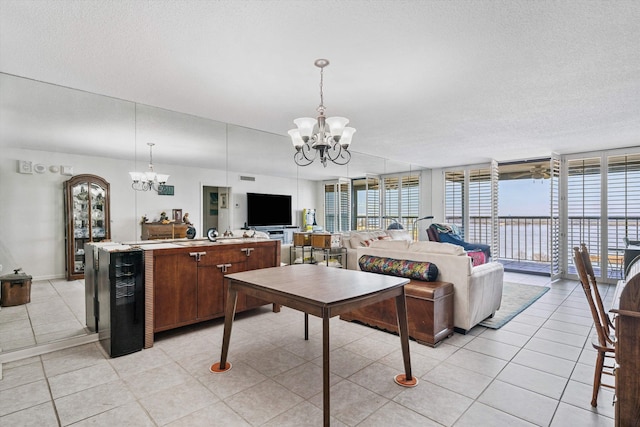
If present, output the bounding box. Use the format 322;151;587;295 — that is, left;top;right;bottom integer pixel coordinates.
129;143;170;191
288;59;356;167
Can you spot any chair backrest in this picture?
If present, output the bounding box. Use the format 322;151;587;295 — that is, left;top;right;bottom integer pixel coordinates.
579;243;614;337
427;224;440;242
573;246;615;348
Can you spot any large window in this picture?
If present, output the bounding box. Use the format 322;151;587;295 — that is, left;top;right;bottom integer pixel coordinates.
607;153;640;249
566;156;602;275
383;174;420;235
444;161;498;251
444;170;465;233
352;175;381;230
564;150;640;281
327;172;421;233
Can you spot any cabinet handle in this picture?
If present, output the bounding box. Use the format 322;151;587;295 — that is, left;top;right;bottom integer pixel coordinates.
240;247;254;256
216;263;233;273
189;252;207;262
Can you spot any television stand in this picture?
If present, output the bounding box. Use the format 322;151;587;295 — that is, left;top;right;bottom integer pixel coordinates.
253;226;298;244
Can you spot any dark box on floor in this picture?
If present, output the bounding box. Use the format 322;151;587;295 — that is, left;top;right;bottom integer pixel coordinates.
1;268;32;306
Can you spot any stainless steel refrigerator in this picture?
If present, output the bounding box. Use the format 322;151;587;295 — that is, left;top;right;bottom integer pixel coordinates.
97;247;144;357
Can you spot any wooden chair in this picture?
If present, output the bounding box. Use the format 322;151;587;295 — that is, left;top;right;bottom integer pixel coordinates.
579;243;616;336
573;245;616;407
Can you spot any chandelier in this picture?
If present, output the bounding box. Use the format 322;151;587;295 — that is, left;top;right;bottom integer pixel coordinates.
288;59;356;167
129;143;170;191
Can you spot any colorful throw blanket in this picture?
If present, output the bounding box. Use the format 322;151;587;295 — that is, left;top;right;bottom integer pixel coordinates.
433;223;461;236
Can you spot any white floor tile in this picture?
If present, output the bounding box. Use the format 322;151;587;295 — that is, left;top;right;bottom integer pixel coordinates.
0;274;617;427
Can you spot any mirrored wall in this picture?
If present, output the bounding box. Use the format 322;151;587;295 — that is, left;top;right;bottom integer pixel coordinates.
0;72;419;358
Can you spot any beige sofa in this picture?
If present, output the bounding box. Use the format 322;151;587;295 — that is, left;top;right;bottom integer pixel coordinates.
341;229;413;270
355;239;504;333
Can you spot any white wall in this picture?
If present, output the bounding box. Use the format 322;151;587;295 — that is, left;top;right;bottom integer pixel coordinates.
0;147;316;279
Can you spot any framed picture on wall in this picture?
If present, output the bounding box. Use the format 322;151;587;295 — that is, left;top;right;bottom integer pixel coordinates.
172;209;182;222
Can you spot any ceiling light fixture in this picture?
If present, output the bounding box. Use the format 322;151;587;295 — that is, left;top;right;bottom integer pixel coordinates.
129;143;169;191
288;59;356;167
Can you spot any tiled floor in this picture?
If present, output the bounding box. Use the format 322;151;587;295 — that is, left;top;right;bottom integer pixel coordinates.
0;279;87;352
0;272;617;426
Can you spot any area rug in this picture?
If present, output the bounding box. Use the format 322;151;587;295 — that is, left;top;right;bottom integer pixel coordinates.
479;282;550;329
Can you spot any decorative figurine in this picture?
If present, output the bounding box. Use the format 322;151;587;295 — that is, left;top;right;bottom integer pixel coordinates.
183;213;193;225
159;211;170;224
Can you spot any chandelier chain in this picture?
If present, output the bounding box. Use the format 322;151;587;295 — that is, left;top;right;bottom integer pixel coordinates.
318;65;325;113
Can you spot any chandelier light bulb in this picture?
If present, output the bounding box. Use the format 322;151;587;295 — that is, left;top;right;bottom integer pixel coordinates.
293;118;316;141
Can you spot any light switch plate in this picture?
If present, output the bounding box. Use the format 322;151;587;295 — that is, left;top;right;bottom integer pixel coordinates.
61;165;73;176
18;160;33;174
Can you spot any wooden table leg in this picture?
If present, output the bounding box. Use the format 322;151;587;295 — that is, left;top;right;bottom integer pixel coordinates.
304;313;309;340
210;284;238;373
322;310;330;427
393;291;417;387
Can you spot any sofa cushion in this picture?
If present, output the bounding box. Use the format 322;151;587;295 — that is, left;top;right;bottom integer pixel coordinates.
358;255;439;282
408;241;466;255
467;250;486;266
349;231;391;248
385;229;413;241
368;240;410;251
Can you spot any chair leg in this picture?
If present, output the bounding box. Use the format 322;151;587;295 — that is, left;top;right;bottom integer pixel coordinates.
591;350;604;407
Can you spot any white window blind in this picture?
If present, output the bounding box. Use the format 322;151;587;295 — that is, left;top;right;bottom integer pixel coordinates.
444;170;465;235
444;164;496;254
323;180;351;233
467;167;492;244
383;176;400;229
607;153;640;278
550;155;561;278
383;174;420;233
353;176;380;230
566;157;602;275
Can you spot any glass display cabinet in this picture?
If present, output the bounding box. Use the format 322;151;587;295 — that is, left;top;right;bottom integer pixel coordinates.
64;174;111;280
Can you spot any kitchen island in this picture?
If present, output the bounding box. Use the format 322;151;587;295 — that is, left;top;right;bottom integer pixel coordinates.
86;237;281;348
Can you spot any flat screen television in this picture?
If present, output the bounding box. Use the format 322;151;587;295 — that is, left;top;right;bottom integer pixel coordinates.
247;192;292;227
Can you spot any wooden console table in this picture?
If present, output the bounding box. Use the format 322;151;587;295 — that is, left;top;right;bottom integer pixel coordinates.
141;222;188;240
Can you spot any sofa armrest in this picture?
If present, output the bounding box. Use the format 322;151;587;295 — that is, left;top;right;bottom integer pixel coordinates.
345;248;359;270
471;261;504;276
463;262;504;331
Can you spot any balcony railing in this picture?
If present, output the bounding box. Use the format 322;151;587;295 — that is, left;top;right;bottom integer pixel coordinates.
354;214;640;279
465;215;640;279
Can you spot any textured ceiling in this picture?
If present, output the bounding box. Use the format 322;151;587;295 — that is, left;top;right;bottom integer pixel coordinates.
1;0;639;180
